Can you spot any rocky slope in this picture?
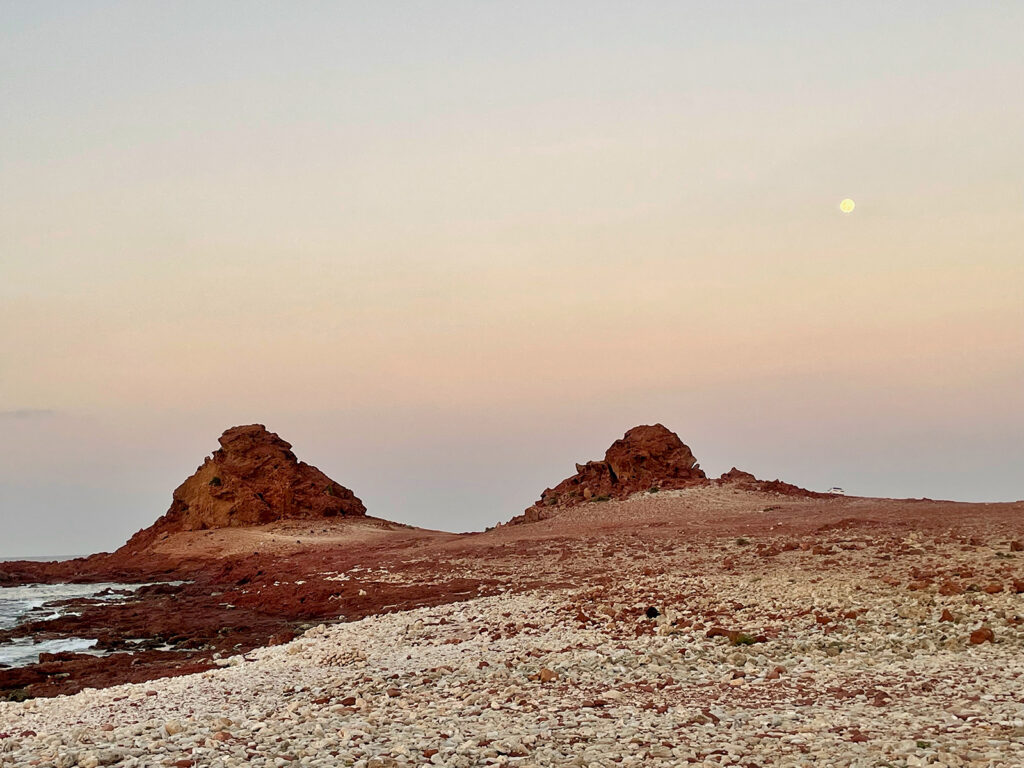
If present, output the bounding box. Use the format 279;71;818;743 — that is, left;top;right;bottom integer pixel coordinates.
511;424;707;523
123;424;365;551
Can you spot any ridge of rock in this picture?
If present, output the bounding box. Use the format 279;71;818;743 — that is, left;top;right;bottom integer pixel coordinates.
124;424;365;550
717;466;830;498
511;424;707;524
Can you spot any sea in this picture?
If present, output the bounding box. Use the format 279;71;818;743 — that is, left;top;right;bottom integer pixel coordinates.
0;556;147;668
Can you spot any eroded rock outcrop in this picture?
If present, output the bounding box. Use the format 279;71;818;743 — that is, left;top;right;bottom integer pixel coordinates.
512;424;707;523
719;467;757;485
718;467;830;498
126;424;365;548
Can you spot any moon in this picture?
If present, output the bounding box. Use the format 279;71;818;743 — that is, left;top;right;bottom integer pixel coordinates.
840;198;856;213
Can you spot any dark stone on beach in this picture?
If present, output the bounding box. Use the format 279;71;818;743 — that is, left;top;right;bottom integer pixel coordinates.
646;606;660;619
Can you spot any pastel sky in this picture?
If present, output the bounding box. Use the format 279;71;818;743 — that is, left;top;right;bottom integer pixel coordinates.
2;2;1022;556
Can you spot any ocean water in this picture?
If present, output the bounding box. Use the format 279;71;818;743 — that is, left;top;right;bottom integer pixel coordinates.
0;582;141;668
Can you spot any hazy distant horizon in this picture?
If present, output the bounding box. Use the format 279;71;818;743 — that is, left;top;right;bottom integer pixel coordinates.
2;410;1022;558
2;2;1022;556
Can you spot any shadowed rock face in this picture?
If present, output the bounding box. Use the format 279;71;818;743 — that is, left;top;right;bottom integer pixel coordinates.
126;425;365;548
603;424;704;489
514;424;707;522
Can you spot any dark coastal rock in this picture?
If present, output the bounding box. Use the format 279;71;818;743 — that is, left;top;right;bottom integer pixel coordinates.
0;666;47;690
37;651;94;664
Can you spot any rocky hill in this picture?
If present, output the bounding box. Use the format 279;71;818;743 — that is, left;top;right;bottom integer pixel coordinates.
512;424;707;523
124;424;365;549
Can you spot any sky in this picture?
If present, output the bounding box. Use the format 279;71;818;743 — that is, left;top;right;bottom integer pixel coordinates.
1;1;1022;556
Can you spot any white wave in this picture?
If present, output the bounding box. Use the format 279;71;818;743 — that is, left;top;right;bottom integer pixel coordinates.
0;581;183;668
0;636;100;669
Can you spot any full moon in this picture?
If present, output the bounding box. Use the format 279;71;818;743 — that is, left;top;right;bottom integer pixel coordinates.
840;198;856;213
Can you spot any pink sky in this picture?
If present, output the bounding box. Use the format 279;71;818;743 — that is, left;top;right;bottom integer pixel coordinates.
2;3;1022;555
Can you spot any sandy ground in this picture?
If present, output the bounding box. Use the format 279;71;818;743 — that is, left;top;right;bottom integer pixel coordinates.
142;517;449;561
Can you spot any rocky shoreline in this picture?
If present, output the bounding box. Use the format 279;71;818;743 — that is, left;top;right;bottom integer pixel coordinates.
3;511;1024;767
0;517;494;699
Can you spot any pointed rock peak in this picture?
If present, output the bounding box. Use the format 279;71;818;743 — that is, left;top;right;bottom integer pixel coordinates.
125;425;365;549
218;423;295;452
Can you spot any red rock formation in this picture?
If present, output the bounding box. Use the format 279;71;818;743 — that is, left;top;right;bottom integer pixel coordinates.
125;425;365;549
512;425;707;522
718;467;830;499
719;467;757;485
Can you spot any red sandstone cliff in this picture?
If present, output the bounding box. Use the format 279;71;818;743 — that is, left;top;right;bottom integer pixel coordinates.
512;424;707;523
124;424;365;550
